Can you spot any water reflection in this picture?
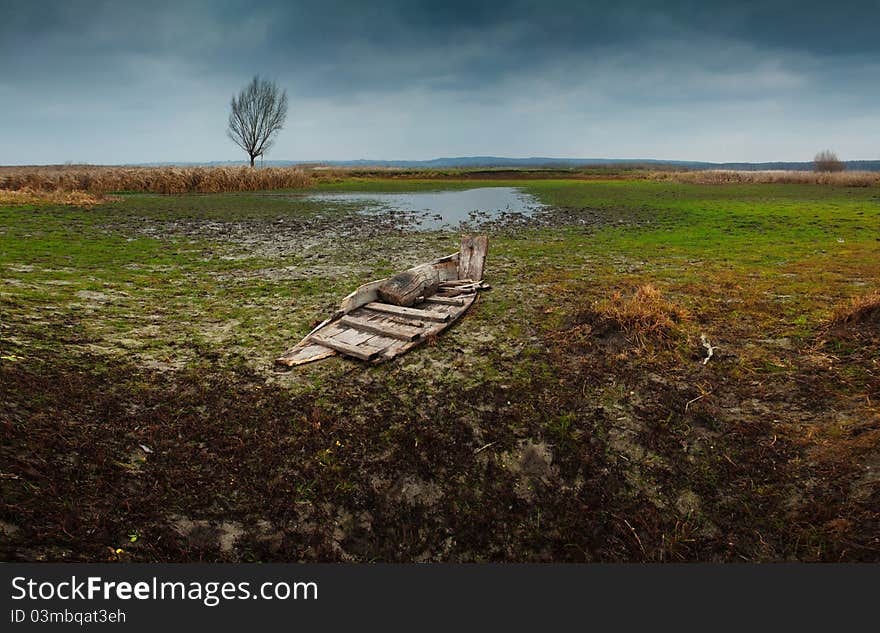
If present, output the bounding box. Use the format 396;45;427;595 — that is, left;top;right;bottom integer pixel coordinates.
304;187;544;230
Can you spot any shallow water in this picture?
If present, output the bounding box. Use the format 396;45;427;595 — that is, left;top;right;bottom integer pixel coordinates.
303;187;545;230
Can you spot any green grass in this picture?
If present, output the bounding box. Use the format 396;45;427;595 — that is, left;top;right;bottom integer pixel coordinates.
2;178;878;370
519;179;880;260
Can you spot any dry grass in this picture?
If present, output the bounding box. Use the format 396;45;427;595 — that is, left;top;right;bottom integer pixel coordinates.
829;289;880;328
593;284;689;346
0;164;312;194
0;187;109;206
650;170;880;186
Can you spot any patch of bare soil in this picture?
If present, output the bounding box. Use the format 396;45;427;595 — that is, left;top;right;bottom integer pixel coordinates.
111;195;646;259
0;350;639;562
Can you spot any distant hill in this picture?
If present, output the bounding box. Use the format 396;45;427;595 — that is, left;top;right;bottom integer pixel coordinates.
132;157;880;171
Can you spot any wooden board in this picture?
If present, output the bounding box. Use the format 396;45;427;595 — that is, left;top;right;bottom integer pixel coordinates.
275;342;336;366
422;296;465;306
339;278;387;314
458;235;488;282
338;314;423;341
441;279;477;286
363;302;450;322
310;334;384;361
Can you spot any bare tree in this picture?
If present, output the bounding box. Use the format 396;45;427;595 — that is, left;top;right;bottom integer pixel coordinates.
814;149;846;173
227;76;288;167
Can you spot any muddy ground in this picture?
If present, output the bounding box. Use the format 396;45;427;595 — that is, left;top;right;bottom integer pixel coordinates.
1;186;878;561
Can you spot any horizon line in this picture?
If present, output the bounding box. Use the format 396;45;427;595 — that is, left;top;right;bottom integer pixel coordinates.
4;155;880;168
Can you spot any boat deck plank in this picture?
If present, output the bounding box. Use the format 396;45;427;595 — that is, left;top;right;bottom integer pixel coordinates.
338;314;423;341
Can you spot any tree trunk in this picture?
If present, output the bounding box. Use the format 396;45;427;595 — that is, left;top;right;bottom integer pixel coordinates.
377;263;440;307
249;155;255;167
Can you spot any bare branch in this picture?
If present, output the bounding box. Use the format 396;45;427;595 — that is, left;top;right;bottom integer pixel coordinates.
814;149;846;173
227;76;288;167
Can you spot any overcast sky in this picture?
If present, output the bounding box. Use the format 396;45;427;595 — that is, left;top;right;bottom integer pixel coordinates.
1;0;878;164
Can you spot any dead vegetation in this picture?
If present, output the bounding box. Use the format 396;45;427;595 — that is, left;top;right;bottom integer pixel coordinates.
827;289;880;339
575;284;689;348
5;164;877;192
831;289;880;325
314;165;879;186
545;277;880;562
0;164;311;194
0;187;110;206
650;170;880;186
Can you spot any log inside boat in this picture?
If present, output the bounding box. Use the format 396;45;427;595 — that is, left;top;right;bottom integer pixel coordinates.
275;235;489;367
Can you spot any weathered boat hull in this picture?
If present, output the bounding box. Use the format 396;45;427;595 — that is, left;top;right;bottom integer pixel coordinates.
276;236;488;366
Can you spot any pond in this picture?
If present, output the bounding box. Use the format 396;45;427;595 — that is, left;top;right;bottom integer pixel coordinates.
303;186;545;230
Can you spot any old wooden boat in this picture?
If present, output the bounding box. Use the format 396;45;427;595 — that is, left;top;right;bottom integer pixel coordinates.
275;235;489;366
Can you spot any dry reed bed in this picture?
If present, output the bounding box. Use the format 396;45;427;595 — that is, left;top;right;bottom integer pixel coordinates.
650;169;880;186
4;164;879;196
0;188;108;206
0;165;312;194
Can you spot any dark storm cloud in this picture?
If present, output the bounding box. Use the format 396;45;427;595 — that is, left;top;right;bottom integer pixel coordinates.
1;1;878;163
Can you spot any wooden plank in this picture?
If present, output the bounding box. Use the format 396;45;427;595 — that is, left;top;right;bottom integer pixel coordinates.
275;343;337;366
441;278;477;286
430;253;459;264
309;334;384;361
435;259;460;282
439;288;479;298
338;315;422;341
361;333;402;356
458;235;489;282
363;302;450;322
330;326;375;346
349;307;425;328
439;280;489;295
340;278;387;313
421;296;465;306
369;313;425;328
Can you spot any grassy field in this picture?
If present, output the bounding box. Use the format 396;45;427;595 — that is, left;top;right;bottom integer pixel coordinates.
1;178;878;561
